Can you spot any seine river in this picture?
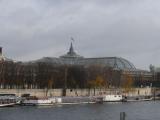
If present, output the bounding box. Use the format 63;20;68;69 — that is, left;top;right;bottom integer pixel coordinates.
0;101;160;120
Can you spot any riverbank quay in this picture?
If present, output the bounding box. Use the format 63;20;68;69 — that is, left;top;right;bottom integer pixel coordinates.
0;87;153;97
0;87;158;107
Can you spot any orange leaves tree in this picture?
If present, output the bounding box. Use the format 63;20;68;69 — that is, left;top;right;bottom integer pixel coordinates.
88;76;105;88
87;75;106;95
121;73;134;93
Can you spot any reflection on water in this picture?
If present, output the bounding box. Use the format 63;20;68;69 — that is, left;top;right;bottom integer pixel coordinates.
0;101;160;120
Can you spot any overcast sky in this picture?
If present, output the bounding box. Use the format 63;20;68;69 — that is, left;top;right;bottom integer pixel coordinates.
1;0;160;70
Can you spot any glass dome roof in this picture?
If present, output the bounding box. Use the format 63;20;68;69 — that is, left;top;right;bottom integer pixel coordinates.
36;57;136;70
69;57;136;70
34;43;136;70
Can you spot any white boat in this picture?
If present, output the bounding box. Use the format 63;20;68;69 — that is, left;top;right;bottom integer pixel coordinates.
59;96;103;105
0;94;19;107
103;95;123;102
22;96;103;106
21;96;62;106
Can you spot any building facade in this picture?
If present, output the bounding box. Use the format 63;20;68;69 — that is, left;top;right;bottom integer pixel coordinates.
0;44;155;89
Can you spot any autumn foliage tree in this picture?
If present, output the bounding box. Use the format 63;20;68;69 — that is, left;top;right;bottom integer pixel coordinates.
121;73;134;92
0;61;137;90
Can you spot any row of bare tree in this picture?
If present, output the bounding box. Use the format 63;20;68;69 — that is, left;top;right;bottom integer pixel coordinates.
0;61;154;89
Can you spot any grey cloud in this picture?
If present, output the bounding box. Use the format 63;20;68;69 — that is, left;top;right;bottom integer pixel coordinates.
0;0;160;69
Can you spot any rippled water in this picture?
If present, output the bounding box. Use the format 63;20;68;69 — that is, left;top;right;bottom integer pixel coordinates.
0;101;160;120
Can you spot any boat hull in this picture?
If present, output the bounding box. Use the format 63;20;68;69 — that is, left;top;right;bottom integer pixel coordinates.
0;103;16;107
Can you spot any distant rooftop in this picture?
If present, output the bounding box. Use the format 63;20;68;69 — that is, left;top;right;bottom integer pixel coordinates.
36;56;136;70
34;42;136;70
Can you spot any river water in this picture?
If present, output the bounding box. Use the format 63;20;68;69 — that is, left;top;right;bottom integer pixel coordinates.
0;101;160;120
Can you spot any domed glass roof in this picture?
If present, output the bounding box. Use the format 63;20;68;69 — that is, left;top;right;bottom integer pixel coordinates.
65;57;136;70
34;43;136;70
36;57;136;70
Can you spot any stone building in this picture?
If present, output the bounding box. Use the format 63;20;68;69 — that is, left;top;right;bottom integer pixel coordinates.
34;43;153;86
0;43;154;88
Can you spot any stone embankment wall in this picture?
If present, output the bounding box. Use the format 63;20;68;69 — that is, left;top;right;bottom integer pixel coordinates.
0;88;152;97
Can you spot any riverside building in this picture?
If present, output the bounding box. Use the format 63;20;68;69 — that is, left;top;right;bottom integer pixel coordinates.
0;44;155;89
35;43;153;85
